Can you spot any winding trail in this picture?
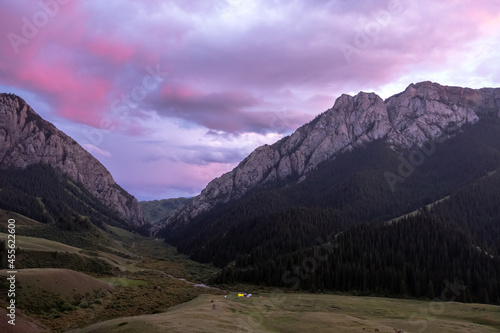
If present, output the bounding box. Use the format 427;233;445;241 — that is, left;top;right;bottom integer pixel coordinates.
128;240;221;290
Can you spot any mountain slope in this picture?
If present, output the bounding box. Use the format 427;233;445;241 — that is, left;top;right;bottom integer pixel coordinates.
156;81;500;230
160;118;500;266
0;93;145;226
213;148;500;303
0;163;137;231
140;197;191;225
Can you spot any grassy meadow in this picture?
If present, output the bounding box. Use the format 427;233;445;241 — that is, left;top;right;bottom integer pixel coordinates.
64;292;500;333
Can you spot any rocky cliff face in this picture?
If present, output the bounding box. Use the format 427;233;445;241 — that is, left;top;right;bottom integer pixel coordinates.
155;81;500;232
0;93;145;226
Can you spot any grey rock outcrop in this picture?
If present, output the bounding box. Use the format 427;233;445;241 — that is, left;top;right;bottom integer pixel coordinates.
154;81;500;233
0;93;145;226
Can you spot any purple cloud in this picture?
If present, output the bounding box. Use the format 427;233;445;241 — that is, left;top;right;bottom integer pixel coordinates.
0;0;499;199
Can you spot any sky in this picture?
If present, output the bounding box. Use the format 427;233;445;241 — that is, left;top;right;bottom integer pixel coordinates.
1;0;499;201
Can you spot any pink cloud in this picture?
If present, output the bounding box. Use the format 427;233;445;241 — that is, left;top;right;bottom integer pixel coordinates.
87;39;135;64
4;0;495;137
0;1;156;131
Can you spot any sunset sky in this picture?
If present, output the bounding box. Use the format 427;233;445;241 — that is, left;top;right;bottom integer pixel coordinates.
1;0;499;200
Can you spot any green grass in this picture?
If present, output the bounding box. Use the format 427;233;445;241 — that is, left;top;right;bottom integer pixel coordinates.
0;232;81;253
0;208;144;267
0;232;142;273
133;238;219;282
0;268;113;317
106;224;139;243
0;209;44;227
0;209;139;257
15;223;113;251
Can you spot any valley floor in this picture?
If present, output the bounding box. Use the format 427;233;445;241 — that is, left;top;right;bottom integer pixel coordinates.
63;293;500;333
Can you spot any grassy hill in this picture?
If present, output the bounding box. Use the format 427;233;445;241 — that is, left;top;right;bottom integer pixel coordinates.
0;209;221;333
63;293;500;333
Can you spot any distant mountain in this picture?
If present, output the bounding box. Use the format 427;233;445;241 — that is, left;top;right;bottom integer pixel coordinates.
156;82;500;304
0;93;145;228
140;197;191;225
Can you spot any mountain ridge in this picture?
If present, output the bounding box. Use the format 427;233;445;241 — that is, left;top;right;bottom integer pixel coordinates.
154;81;500;233
0;93;145;226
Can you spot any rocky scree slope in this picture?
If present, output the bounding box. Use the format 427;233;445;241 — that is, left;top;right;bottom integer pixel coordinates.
0;93;145;226
155;81;500;232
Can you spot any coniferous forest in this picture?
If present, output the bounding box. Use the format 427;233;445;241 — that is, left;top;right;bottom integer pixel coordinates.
160;118;500;304
0;163;150;234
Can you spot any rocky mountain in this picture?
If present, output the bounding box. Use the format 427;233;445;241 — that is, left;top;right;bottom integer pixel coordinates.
155;81;500;231
0;93;145;226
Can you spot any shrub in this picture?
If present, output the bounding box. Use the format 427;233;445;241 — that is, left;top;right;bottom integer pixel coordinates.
60;302;75;312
